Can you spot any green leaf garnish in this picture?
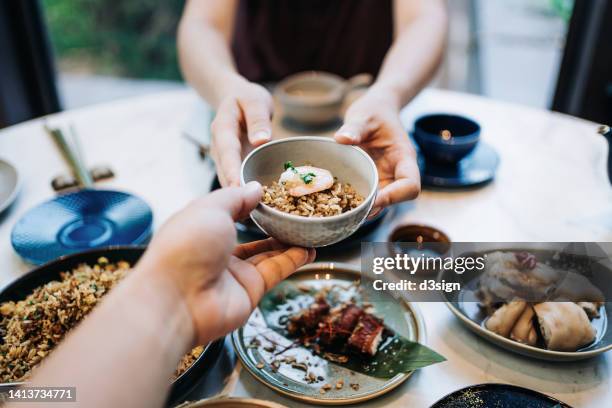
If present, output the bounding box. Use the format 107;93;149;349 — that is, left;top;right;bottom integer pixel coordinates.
258;281;445;379
283;161;295;172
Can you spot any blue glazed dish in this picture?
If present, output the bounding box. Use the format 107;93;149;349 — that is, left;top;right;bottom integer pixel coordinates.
431;383;572;408
11;189;153;265
413;113;480;164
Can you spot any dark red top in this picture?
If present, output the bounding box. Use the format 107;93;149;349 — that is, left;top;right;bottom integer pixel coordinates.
231;0;393;82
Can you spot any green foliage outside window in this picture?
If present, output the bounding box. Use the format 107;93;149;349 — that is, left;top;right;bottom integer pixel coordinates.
43;0;185;80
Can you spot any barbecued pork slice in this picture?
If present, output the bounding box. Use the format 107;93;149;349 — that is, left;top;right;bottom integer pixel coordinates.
317;304;364;346
348;314;385;356
287;295;330;336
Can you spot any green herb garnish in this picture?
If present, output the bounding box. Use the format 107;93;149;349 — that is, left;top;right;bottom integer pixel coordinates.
284;162;316;183
283;161;297;173
300;172;317;184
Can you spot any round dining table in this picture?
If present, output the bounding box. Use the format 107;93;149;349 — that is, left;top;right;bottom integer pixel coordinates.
0;87;610;407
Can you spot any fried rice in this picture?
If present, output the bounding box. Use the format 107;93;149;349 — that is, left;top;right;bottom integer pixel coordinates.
262;180;364;217
0;258;202;383
174;345;204;379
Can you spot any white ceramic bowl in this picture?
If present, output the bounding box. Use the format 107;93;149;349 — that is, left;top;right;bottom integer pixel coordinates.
241;137;378;247
275;71;372;126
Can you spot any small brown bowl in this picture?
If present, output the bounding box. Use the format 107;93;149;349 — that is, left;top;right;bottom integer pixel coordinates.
388;224;451;246
275;71;371;126
387;224;451;274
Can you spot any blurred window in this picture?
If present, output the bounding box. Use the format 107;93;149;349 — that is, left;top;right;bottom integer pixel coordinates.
42;0;185;108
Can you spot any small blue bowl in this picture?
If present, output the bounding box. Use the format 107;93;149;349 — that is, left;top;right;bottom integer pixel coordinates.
11;189;153;265
413;114;480;164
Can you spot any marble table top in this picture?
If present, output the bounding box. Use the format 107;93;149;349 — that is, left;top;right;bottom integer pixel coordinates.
0;88;610;407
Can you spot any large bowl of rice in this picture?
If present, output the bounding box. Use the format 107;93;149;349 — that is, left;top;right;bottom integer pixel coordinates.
240;136;378;247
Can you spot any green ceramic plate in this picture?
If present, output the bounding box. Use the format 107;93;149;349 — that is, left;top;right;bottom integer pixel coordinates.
232;262;427;405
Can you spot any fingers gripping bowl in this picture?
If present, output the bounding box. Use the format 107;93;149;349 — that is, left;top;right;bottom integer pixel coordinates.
241;137;378;247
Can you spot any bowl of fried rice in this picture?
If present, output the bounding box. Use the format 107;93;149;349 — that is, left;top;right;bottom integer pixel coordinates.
0;247;224;404
241;136;378;247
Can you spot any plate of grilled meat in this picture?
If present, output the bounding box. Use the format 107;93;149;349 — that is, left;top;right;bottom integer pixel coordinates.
232;262;444;405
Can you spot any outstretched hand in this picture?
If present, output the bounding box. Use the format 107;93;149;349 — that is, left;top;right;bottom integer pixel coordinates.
137;183;315;344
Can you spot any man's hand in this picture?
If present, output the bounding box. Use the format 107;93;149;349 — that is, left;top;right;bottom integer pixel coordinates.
136;182;315;344
210;78;274;187
335;89;420;214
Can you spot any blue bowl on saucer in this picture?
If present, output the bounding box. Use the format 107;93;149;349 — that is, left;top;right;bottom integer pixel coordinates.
11;189;153;265
413;114;480;164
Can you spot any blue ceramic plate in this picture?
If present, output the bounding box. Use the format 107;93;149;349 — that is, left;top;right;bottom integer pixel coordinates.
413;140;500;189
431;383;572;408
11;189;153;264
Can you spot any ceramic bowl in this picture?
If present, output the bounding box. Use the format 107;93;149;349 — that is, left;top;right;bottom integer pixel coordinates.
387;223;451;275
0;247;224;404
388;223;451;246
241;137;378;247
275;71;371;126
413;114;480;164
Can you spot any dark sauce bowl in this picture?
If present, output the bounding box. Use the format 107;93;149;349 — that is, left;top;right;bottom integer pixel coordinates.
387;224;451;274
413;114;480;164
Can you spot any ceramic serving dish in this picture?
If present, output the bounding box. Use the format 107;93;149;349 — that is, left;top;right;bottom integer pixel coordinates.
241;137;378;247
11;190;153;265
0;247;224;403
440;248;612;361
232;262;429;405
431;383;572;408
176;397;289;408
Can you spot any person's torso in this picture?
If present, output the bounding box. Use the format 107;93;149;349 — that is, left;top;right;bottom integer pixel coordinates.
231;0;393;82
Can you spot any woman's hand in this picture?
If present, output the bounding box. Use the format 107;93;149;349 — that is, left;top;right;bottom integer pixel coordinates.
335;88;421;214
136;182;315;344
210;78;274;187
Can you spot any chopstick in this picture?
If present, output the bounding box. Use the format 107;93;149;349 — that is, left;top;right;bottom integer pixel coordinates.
181;131;210;159
44;123;94;188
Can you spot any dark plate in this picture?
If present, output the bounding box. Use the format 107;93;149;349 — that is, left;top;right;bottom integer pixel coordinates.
0;246;223;403
11;189;153;265
209;176;387;247
411;138;499;189
430;383;572;408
